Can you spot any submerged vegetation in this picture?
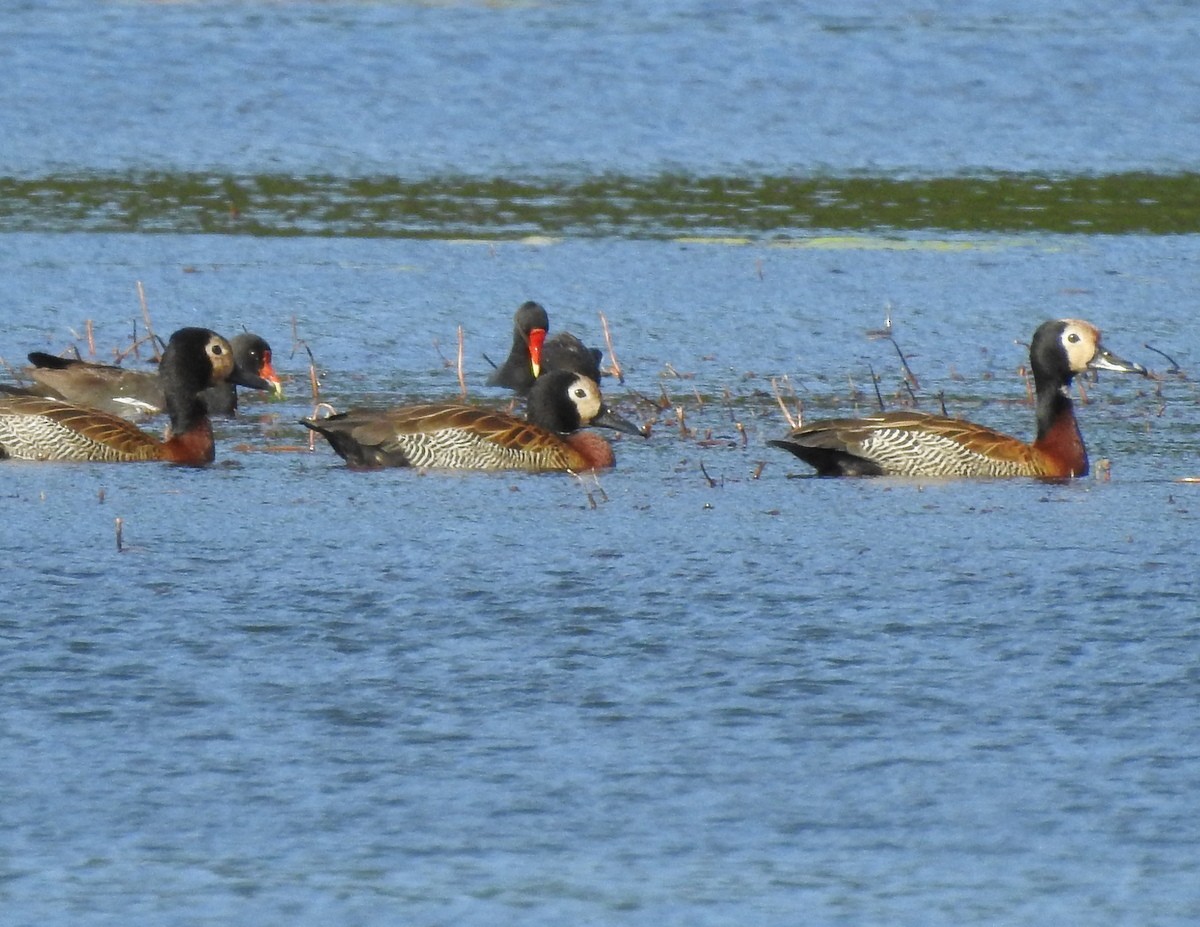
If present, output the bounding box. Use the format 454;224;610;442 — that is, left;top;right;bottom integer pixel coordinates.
3;171;1200;239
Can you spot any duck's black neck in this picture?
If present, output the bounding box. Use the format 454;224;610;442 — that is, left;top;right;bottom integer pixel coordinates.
165;393;210;437
1033;376;1074;442
159;337;213;438
1032;371;1088;476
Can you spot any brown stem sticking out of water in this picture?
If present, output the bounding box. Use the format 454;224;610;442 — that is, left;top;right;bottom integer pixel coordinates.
135;281;162;362
305;348;321;404
1153;379;1167;418
867;362;885;412
289;317;323;414
599;311;623;384
867;309;920;395
305;402;339;452
1143;342;1183;376
675;405;691;438
0;354;21;383
112;331;161;365
769;375;801;429
889;336;920;395
846;374;863;405
1018;364;1034;405
457;325;468;398
699;461;718;488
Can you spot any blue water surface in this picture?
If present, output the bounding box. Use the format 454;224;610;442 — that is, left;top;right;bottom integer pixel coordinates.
2;0;1199;176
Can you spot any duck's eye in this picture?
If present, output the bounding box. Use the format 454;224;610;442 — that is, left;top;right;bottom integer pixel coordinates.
1067;332;1080;344
573;387;587;399
212;343;226;356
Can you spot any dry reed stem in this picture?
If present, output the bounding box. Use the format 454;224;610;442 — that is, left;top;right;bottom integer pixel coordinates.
0;355;23;383
112;333;161;365
433;337;457;369
867;362;885;412
306;349;321;403
115;517;124;553
769;375;801;429
888;336;920;392
457;325;467;398
135;281;162;362
868;309;920;394
598;311;623;384
288;318;322;404
1143;342;1182;375
1019;365;1034;404
85;319;96;358
846;374;862;405
699;461;718;488
306;401;339;451
675;405;690;438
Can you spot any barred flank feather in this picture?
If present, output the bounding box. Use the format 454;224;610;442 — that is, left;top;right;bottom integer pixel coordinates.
0;397;161;461
771;412;1048;478
305;403;588;471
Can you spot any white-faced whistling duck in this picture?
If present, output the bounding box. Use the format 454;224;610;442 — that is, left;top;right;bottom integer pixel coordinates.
0;328;261;464
303;369;645;471
769;319;1147;478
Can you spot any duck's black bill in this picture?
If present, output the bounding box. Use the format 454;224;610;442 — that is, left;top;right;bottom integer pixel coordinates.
593;405;647;437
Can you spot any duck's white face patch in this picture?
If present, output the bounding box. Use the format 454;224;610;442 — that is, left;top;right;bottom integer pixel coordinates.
568;377;603;423
206;335;235;383
1059;319;1101;373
